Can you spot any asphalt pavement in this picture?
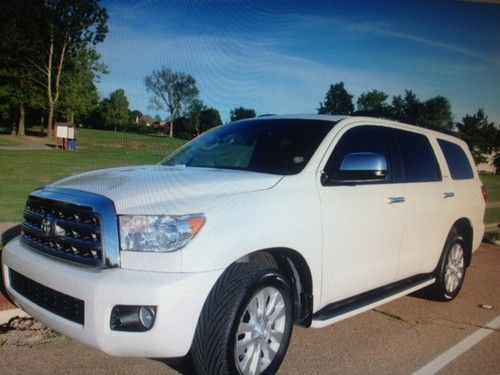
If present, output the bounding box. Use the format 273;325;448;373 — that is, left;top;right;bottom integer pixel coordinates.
0;244;498;374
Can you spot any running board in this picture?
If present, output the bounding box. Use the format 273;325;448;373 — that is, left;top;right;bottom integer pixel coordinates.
311;274;435;328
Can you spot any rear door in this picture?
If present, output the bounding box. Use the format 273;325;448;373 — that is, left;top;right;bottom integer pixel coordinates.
390;129;449;278
436;138;485;251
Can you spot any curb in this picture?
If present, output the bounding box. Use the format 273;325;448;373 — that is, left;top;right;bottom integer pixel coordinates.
485;222;500;232
0;308;29;325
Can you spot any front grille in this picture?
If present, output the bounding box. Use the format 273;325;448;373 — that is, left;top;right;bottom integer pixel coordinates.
9;269;85;325
21;195;103;267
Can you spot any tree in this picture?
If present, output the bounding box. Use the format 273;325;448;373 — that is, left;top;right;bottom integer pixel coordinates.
356;90;389;115
318;82;354;115
388;91;454;129
186;99;206;137
31;0;108;138
423;96;453;130
390;94;406;121
230;106;256;122
144;67;199;137
58;48;107;126
389;90;425;125
0;1;45;135
456;109;498;164
184;101;222;138
101;89;130;131
200;107;222;131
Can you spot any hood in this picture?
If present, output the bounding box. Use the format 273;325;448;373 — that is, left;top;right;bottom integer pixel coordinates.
49;165;283;214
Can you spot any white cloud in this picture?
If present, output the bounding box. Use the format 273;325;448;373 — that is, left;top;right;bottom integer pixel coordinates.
290;14;500;66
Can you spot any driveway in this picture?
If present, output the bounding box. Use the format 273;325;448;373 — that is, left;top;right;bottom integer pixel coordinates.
1;244;498;374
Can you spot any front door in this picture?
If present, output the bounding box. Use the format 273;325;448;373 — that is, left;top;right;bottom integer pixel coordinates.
317;124;405;306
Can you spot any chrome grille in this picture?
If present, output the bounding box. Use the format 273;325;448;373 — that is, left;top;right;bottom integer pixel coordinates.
22;195;104;267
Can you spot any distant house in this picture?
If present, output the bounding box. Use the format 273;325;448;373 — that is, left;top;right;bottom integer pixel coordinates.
138;115;153;127
477;152;498;175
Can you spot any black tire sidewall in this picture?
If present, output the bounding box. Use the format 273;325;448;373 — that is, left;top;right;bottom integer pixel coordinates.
227;270;294;375
437;236;466;300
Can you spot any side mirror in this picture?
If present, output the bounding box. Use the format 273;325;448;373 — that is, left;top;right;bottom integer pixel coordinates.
336;152;388;182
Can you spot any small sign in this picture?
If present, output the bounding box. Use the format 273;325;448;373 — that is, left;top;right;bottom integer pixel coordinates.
56;125;69;138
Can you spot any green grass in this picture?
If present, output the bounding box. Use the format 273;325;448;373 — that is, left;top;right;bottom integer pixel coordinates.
1;131;500;223
485;208;500;224
480;175;500;202
0;129;185;222
480;175;500;223
0;135;22;147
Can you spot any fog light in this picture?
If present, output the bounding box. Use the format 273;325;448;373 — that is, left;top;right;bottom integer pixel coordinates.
139;306;155;329
110;305;157;332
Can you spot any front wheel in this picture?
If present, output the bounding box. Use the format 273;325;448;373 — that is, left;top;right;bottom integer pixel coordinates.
191;263;294;375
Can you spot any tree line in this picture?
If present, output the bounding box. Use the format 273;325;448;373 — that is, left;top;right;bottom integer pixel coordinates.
0;0;108;138
0;1;496;165
0;0;255;141
317;82;498;165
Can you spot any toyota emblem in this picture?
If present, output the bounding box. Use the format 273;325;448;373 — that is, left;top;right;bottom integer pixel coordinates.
41;217;53;236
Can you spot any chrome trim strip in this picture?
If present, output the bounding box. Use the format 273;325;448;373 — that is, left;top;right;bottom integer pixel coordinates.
387;196;405;204
27;187;120;268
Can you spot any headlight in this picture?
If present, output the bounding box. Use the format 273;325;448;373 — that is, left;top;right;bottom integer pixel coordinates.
119;214;205;252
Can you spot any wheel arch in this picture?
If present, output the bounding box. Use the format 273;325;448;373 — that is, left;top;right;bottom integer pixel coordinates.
236;247;314;327
451;218;473;267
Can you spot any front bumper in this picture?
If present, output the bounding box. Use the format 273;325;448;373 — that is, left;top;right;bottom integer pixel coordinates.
2;238;222;358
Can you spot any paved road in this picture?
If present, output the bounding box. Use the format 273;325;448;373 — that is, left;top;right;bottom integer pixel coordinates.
1;244;498;374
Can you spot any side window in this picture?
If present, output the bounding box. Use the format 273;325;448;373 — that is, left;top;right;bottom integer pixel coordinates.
323;126;391;185
437;139;474;180
394;130;441;183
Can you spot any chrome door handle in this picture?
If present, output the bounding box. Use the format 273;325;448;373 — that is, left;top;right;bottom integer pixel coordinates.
387;196;405;204
443;192;455;199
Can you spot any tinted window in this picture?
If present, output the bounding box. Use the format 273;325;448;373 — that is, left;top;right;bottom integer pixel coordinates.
438;139;474;180
163;119;335;175
323;126;391;184
394;130;440;182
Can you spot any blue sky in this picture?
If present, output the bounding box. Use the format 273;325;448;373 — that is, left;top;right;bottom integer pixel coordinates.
97;0;500;124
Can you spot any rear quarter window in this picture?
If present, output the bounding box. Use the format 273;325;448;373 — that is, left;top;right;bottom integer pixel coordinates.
437;139;474;180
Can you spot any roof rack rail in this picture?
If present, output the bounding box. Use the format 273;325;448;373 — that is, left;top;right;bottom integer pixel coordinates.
419;124;457;136
350;111;457;137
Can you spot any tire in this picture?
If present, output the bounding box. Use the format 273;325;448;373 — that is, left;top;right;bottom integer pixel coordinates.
431;228;467;301
191;262;294;375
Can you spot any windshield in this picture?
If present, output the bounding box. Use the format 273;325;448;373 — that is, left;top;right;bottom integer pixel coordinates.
162;118;336;175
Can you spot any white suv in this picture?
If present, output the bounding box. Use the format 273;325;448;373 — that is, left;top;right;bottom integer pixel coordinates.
3;115;485;374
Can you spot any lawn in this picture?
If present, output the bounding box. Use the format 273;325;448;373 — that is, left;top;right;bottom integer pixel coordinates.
0;129;185;222
480;175;500;202
0;135;22;147
480;175;500;225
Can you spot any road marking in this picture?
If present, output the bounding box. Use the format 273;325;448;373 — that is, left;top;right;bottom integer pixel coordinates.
412;315;500;375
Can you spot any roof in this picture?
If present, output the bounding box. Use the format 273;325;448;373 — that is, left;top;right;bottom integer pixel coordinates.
247;114;459;139
252;114;348;122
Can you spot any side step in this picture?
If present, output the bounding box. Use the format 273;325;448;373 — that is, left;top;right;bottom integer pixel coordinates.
311;274;435;328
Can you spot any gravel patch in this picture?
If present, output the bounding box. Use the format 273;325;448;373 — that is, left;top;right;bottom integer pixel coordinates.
0;317;63;348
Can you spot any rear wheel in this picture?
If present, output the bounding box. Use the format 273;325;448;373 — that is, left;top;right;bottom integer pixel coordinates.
431;228;467;301
191;263;293;375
